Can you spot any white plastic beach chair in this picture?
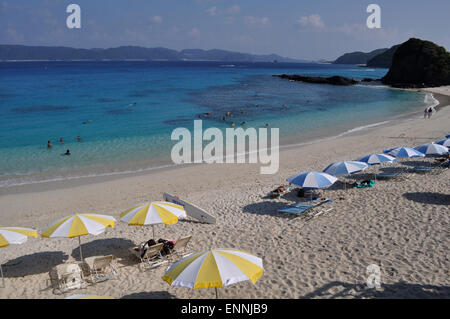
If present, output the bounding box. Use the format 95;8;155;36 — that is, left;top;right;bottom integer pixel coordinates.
129;242;167;270
49;263;86;294
84;255;118;283
170;235;193;259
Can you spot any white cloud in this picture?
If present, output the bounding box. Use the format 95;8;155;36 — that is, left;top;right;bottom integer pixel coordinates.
244;16;270;26
4;27;24;43
151;16;163;24
298;14;324;28
188;27;200;37
205;6;217;16
227;5;241;15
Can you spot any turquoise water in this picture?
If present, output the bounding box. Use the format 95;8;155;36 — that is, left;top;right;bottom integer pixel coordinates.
0;61;428;186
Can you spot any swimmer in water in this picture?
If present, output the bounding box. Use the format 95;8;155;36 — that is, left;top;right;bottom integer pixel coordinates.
65;149;71;156
231;122;235;127
241;121;246;126
47;140;52;148
60;137;64;143
77;136;82;142
265;123;270;127
82;120;93;124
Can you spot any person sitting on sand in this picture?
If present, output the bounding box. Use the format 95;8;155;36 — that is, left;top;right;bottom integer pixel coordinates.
65;149;71;156
47;140;52;148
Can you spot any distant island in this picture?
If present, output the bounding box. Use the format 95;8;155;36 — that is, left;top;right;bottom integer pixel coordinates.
333;44;400;68
0;44;309;63
333;48;388;66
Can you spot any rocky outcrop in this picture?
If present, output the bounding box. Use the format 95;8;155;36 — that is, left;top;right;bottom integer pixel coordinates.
275;74;358;86
382;38;450;88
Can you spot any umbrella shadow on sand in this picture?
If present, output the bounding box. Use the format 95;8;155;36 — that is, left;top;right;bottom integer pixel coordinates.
300;281;450;298
1;251;69;278
70;238;136;266
121;291;176;299
403;192;450;205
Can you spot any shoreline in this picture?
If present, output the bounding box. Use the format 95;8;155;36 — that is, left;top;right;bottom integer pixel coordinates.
1;90;448;196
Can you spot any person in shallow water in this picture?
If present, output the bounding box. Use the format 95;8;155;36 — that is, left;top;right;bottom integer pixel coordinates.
77;136;82;142
47;140;52;148
60;137;64;143
65;149;71;156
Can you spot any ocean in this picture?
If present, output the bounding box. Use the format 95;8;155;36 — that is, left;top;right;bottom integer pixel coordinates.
0;61;431;187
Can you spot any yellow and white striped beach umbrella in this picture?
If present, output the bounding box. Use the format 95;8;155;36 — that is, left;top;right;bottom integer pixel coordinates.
162;248;263;297
40;214;116;260
0;227;38;248
65;294;113;299
0;227;38;287
120;202;186;238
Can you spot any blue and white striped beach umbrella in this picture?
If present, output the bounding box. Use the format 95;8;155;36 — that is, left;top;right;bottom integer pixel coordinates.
287;171;338;189
356;153;398;165
435;138;450;147
385;147;425;158
323;161;369;176
414;143;449;156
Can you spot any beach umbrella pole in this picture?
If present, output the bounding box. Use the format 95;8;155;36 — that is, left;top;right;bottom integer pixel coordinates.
152;225;155;239
1;264;4;288
78;237;83;261
215;287;219;299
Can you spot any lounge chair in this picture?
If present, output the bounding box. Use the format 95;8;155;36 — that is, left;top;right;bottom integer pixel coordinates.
278;199;333;219
129;242;167;270
410;166;435;173
49;263;85;294
374;171;402;179
84;255;118;283
410;158;449;173
169;235;193;259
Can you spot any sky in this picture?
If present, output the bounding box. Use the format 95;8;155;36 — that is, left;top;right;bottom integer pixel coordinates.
1;0;449;60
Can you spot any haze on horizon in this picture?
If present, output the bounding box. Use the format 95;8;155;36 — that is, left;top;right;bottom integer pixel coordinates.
0;0;449;61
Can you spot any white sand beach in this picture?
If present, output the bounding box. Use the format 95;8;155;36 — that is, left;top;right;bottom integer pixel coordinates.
0;87;449;299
